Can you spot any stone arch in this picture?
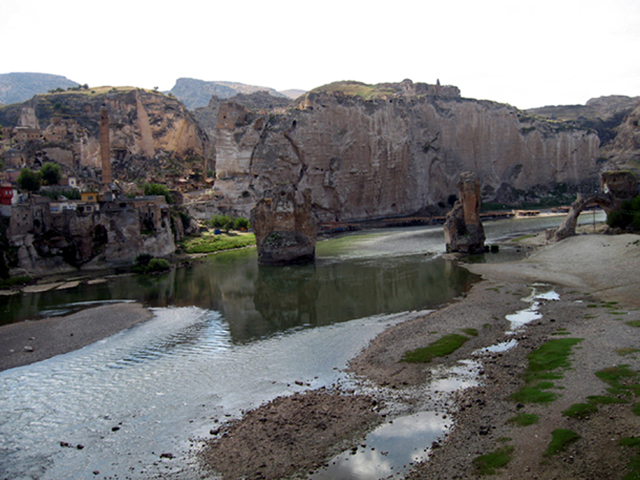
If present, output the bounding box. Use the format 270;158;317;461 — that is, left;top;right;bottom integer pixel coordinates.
553;193;616;241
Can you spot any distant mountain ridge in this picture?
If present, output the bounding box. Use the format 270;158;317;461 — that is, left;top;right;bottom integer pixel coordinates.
169;78;291;110
0;72;79;105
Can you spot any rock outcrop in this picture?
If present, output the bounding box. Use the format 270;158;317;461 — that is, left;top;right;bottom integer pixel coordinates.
0;87;212;188
250;185;317;265
443;172;486;254
212;80;601;222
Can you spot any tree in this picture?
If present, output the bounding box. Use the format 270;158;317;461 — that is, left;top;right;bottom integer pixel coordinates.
17;168;41;192
40;162;61;185
143;183;173;203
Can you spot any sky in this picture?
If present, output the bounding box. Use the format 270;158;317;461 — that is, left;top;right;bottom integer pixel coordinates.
1;0;639;109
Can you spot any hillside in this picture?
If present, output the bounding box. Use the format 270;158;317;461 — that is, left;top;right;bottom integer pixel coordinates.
0;72;79;105
527;96;639;147
169;78;288;110
0;87;211;189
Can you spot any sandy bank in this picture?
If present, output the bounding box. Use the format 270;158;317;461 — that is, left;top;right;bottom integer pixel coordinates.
0;302;153;372
465;233;640;307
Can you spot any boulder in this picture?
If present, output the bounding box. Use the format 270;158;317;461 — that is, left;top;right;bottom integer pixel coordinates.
444;172;486;254
250;185;317;265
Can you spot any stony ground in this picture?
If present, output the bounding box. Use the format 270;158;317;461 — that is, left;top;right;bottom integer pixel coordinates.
198;233;640;480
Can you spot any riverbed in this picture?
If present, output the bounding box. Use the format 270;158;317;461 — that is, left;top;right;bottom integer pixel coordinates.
0;212;606;479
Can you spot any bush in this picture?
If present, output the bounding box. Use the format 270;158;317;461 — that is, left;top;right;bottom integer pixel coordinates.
40;163;61;186
17;168;41;192
607;195;640;231
147;258;170;273
234;217;250;230
209;214;233;231
143;183;173;204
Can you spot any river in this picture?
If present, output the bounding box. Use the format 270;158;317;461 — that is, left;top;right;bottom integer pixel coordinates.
0;212;605;479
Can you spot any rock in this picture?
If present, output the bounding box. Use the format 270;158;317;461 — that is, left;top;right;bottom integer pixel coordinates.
444;172;486;254
210;81;601;221
250;185;317;265
23;346;34;352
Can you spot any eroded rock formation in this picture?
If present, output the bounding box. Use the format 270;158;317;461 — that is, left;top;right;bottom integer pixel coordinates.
250;185;317;265
444;172;486;254
211;80;601;221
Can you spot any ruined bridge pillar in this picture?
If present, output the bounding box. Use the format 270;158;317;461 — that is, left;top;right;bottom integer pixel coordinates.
443;171;486;254
250;185;317;265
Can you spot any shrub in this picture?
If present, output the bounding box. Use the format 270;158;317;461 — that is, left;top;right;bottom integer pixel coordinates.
17;168;41;192
147;258;170;273
607;195;640;231
40;163;61;186
234;217;250;230
143;183;173;204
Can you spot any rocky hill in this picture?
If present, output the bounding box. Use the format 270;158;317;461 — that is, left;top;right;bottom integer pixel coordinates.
0;87;211;189
211;79;602;221
527;95;640;148
169;78;287;110
0;73;79;105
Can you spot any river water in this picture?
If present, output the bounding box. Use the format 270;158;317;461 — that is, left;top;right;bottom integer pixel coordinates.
0;212;604;479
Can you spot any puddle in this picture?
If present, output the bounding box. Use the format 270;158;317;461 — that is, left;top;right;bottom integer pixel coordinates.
312;359;481;479
505;286;559;332
311;411;447;479
475;338;519;355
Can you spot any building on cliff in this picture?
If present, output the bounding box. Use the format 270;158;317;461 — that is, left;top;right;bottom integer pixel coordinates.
5;194;175;275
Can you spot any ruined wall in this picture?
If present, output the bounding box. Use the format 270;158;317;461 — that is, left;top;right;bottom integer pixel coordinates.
8;198;175;275
212;91;601;222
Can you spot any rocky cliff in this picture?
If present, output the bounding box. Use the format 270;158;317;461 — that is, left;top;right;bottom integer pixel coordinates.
212;80;601;222
0;87;212;188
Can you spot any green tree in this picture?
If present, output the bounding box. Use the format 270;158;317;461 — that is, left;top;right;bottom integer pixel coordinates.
17;168;41;192
143;183;173;203
40;162;61;185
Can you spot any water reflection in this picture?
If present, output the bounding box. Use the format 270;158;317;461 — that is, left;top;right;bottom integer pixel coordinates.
1;250;478;344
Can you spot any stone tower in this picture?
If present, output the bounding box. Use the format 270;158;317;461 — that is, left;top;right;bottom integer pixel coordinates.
99;105;112;187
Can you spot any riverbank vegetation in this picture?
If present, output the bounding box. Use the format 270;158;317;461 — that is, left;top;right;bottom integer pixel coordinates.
180;231;255;254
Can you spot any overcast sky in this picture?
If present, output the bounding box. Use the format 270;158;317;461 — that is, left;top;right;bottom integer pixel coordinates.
1;0;639;109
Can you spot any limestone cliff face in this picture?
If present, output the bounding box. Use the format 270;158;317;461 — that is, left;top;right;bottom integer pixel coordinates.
0;88;211;186
213;82;601;221
602;100;640;168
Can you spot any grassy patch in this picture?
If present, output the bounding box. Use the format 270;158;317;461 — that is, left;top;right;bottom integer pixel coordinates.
544;429;580;456
562;403;598;419
461;328;478;337
525;338;583;382
472;446;514;475
507;412;539;426
626;320;640;328
510;338;582;404
633;403;640;416
402;333;470;363
595;366;640;397
586;395;629;405
619;437;640;480
181;233;256;254
510;382;557;404
617;348;640;357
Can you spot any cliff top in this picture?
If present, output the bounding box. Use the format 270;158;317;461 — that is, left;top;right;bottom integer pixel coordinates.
309;79;460;100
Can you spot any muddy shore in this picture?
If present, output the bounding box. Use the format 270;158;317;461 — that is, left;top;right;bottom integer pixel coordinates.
0;302;152;371
201;233;640;479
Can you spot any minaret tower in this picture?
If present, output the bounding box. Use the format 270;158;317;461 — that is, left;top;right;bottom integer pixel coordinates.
99;105;112;188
